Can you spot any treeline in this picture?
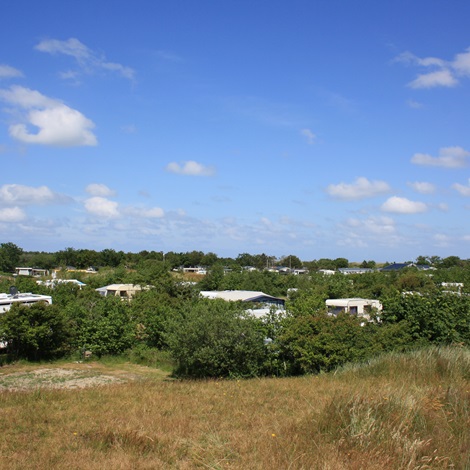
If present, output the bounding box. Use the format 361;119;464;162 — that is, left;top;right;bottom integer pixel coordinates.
0;260;469;377
1;242;469;274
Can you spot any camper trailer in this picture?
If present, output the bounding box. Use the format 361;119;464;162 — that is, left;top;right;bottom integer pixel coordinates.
0;290;52;314
325;298;382;322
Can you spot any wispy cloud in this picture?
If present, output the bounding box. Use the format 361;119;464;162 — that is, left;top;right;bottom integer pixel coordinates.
0;64;23;79
35;37;135;81
381;196;428;214
166;160;216;176
406;99;423;109
452;179;470;197
409;70;457;89
124;206;164;218
0;184;70;205
85;183;116;197
0;85;97;147
395;47;470;89
411;146;470;168
300;128;316;145
336;216;400;249
407;181;436;194
326;177;390;200
433;233;451;247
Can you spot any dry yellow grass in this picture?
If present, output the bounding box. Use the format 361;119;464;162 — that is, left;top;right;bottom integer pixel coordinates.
0;347;468;469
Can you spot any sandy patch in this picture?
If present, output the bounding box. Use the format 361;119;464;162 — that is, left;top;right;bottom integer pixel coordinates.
0;367;125;392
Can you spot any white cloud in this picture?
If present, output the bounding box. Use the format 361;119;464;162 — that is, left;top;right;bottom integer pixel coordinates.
408;69;457;89
0;184;68;205
165;160;215;176
326;177;390;200
0;206;26;222
85;183;116;197
0;85;56;108
0;85;97;147
300;128;316;144
9;107;97;147
407;181;436;194
35;38;135;81
452;179;470;197
411;146;470;168
396;47;470;89
84;197;120;218
453;47;470;76
0;64;23;79
381;196;428;214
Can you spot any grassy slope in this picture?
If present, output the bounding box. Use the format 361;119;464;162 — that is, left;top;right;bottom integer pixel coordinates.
0;346;468;469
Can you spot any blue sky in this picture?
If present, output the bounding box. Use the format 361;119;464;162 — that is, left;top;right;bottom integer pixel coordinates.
1;0;470;262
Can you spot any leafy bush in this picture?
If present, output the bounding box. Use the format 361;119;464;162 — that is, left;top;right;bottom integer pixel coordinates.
166;299;266;378
279;313;373;374
382;292;470;345
0;301;73;360
65;296;134;356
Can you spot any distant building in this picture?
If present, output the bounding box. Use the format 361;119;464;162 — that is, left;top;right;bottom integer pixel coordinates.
380;263;433;272
200;290;285;319
37;279;86;289
325;298;382;323
200;290;285;306
96;284;146;299
338;268;375;275
318;269;336;275
15;267;49;277
179;267;207;274
441;282;464;296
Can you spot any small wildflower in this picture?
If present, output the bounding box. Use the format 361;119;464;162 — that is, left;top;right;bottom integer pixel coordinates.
271;433;276;437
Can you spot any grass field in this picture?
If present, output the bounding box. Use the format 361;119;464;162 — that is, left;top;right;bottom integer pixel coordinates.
0;346;468;469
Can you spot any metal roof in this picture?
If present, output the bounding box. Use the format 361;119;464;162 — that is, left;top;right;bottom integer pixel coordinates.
200;290;284;304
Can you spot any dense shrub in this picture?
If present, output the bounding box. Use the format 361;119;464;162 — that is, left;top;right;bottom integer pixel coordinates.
279;313;373;374
382;292;470;345
65;296;134;356
0;301;73;360
166;299;266;378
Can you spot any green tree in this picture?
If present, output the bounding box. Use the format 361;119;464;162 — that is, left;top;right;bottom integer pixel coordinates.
279;312;372;374
333;257;349;269
382;292;470;345
66;296;134;356
166;299;266;378
279;255;303;269
0;242;23;273
130;290;178;348
199;263;225;290
0;302;72;360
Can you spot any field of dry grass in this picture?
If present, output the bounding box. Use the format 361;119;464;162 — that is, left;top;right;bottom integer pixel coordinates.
0;347;468;469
